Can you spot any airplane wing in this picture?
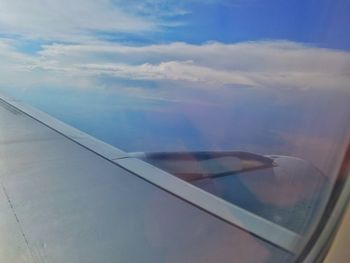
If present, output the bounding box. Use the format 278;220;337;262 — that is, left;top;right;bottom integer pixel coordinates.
0;94;344;262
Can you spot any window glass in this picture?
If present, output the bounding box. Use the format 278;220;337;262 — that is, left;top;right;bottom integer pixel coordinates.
0;0;349;262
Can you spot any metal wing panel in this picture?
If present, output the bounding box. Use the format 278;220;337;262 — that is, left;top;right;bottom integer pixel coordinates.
0;94;294;263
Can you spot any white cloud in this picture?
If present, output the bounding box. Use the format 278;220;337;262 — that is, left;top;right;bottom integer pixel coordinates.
39;41;350;73
0;39;92;89
0;0;259;42
0;0;155;41
0;39;350;94
35;40;350;90
34;60;256;86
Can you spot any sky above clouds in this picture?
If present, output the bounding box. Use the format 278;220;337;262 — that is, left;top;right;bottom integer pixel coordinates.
0;0;349;174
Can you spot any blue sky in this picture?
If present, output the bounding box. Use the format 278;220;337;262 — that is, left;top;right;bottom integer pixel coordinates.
1;0;350;48
134;0;350;49
0;0;349;174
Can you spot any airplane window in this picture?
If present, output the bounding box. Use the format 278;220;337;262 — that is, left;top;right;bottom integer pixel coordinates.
0;0;349;262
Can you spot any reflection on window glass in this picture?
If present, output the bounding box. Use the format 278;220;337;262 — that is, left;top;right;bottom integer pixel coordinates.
137;151;328;234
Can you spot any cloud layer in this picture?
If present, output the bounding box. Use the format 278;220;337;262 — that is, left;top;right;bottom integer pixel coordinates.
1;40;349;96
0;0;226;41
1;1;348;94
0;0;156;41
